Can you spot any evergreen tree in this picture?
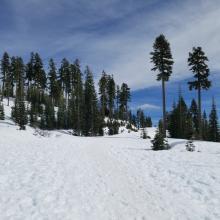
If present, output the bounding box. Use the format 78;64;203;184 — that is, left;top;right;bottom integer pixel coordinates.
202;111;209;141
150;34;174;137
107;75;115;119
29;102;38;127
151;128;170;151
99;71;108;117
186;140;195;152
142;128;148;139
208;98;220;142
83;66;100;136
11;57;27;130
0;102;5;120
168;96;192;139
189;99;199;138
1;52;11;104
136;108;142;129
145;116;152;127
59;58;70;98
12;98;28;130
188;47;211;140
34;53;46;90
119;83;130;120
48;59;60;104
57;97;66;129
115;85;120;119
44;98;55;130
70;59;84;134
26;52;35;91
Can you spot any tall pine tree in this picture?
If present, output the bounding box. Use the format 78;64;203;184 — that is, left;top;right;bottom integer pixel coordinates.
188;47;211;140
208;98;219;142
150;35;174;137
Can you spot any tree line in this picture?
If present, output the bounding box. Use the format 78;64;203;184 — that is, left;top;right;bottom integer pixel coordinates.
150;34;220;149
0;52;136;135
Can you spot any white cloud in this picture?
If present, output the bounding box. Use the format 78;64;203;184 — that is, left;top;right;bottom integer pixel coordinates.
136;103;160;110
1;0;220;91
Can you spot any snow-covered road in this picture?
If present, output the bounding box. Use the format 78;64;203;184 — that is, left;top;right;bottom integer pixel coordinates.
0;124;220;220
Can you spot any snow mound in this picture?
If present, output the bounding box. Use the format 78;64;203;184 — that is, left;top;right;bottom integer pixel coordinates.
0;100;220;220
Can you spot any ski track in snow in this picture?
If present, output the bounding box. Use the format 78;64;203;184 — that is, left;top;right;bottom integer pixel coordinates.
0;105;220;220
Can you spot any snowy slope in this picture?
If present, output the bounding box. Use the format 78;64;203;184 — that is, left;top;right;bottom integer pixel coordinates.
0;102;220;220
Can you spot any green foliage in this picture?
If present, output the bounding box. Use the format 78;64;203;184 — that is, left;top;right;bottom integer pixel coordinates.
12;98;28;130
44;99;55;130
168;96;193;139
119;83;130;120
0;102;5;120
145;116;152;127
188;47;211;140
189;99;199;138
150;34;174;138
151;128;170;151
142;128;148;139
57;97;66;129
150;34;174;81
48;59;60;104
208;99;220;142
136;109;145;129
83;66;100;136
202;111;209;141
185;140;195;152
0;51;136;137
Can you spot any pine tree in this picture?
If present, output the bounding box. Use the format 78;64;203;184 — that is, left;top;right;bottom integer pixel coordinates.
12;98;28;130
83;66;100;136
0;102;5;120
30;105;38;127
142;128;148;139
119;83;130;120
48;59;60;104
136;108;142;129
26;52;35;91
12;57;28;130
70;59;84;135
168;95;191;139
59;58;70;98
151;128;170;151
150;35;174;137
115;85;120;119
145;116;152;127
34;53;46;90
202;111;209;141
188;47;211;140
57;97;66;129
189;99;199;138
186;140;195;152
44;98;55;130
208;98;220;142
99;71;108;117
1;52;11;104
107;75;115;119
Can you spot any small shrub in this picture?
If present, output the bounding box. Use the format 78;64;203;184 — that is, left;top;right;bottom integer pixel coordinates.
186;140;195;152
151;129;170;150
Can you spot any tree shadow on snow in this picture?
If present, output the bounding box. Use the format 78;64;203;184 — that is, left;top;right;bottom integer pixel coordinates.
125;147;152;151
169;140;186;148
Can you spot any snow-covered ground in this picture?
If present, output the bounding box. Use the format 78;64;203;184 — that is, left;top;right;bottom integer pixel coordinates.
0;101;220;220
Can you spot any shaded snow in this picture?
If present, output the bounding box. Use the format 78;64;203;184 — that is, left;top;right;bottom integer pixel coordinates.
0;101;220;219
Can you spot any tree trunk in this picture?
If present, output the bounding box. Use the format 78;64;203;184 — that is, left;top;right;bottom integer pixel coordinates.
162;79;166;137
198;86;202;140
1;81;4;101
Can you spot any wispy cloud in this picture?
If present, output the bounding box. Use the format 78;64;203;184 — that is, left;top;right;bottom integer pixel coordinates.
0;0;220;91
136;103;160;110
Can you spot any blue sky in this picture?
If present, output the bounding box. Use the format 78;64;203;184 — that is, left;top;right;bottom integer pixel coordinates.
0;0;220;121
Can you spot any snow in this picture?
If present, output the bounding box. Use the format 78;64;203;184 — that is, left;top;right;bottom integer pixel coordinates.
0;100;220;219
